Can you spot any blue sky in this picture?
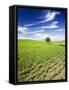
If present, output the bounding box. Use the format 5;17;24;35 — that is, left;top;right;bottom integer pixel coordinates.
18;8;65;41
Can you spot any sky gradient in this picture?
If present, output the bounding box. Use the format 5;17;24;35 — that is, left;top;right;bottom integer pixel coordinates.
17;8;65;41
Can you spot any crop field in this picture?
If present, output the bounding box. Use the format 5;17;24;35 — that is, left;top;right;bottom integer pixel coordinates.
17;39;65;82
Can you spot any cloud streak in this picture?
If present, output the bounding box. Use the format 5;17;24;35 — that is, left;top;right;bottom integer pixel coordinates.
42;11;60;22
33;21;59;29
56;29;64;32
18;26;45;35
24;11;60;27
18;20;59;37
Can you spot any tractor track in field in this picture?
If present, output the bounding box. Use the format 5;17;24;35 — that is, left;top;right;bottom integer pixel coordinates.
18;52;65;81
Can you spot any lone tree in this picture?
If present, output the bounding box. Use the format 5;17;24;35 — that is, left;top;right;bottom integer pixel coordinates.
45;37;51;42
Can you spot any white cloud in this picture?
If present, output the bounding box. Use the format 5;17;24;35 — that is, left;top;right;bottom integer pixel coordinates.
56;29;64;32
18;26;28;35
24;11;60;27
18;26;29;39
33;21;59;29
18;26;28;31
24;23;36;27
51;21;59;25
18;20;59;39
18;26;44;35
27;29;44;34
40;24;58;29
43;11;60;22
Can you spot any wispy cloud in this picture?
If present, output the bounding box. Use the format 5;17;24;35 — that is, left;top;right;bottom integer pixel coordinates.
40;21;59;29
56;29;64;32
24;23;36;27
24;11;60;27
41;11;60;22
18;26;28;32
33;21;59;29
18;26;44;35
18;26;28;38
40;25;58;29
27;29;44;34
18;20;59;37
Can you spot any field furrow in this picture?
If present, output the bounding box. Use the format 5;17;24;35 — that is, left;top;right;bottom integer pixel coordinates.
18;40;65;82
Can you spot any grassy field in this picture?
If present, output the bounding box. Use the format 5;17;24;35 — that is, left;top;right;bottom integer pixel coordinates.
18;39;65;82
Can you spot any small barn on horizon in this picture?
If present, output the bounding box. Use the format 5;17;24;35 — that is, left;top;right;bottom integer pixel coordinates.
45;37;51;42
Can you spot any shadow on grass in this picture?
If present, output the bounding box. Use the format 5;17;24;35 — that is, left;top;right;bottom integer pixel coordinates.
59;44;65;47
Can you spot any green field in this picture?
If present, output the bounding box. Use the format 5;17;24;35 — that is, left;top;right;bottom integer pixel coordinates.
18;39;65;82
